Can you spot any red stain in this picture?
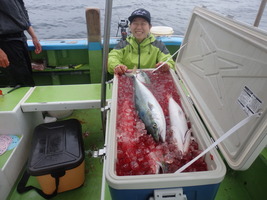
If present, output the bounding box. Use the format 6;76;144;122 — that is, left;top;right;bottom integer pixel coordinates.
210;154;214;160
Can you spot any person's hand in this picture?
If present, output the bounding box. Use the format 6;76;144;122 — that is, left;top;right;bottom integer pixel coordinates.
0;48;10;68
32;37;42;54
114;64;128;75
155;62;170;72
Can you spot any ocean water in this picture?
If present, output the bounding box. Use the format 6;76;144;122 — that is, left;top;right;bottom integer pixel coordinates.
24;0;267;39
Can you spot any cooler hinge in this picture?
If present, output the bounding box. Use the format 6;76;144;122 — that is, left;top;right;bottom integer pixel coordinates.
106;79;113;90
92;147;106;158
149;188;187;200
101;105;110;112
85;147;106;159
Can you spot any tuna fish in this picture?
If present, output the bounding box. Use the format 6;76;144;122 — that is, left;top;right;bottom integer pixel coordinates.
136;70;151;85
133;75;166;142
168;96;191;154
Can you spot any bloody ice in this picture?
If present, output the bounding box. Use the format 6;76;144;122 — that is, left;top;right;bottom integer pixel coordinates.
116;70;207;176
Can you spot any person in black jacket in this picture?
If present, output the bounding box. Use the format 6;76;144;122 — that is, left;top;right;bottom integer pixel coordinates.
0;0;42;87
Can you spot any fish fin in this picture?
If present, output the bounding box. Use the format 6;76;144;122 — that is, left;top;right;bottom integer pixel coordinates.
147;102;154;110
183;128;192;154
182;128;191;143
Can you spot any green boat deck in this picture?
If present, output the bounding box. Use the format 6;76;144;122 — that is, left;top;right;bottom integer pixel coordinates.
5;107;267;200
19;84;112;113
7;109;112;200
1;83;266;200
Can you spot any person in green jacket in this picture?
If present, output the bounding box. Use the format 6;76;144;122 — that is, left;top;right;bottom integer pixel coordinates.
108;8;175;75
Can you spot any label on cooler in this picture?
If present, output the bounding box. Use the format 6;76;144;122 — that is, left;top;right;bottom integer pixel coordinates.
237;86;263;115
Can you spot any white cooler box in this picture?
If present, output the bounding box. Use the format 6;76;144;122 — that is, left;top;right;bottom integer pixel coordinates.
105;6;267;200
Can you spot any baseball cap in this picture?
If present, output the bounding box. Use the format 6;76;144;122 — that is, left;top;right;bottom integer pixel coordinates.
128;8;151;24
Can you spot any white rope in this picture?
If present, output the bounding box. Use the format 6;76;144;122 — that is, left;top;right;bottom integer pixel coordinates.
152;43;187;73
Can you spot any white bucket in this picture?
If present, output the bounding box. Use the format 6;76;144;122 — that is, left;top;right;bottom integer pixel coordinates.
150;26;174;36
47;110;73;119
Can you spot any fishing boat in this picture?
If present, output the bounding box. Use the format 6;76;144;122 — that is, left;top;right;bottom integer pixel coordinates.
1;1;267;199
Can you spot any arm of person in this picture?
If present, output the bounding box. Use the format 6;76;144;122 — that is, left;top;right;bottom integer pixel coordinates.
108;49;125;74
27;26;42;54
19;0;41;54
152;40;175;71
114;64;128;75
0;48;9;68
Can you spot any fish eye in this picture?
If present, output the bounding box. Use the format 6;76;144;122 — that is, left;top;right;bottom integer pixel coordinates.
153;123;158;128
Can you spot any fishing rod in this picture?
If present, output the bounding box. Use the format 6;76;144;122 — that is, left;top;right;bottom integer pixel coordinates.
152;43;187;73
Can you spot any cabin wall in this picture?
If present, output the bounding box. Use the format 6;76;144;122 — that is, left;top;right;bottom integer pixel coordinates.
0;37;182;86
30;49;89;66
29;49;91;85
0;108;43;200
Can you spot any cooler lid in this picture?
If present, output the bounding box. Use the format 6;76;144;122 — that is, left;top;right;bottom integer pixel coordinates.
176;7;267;170
28;119;84;176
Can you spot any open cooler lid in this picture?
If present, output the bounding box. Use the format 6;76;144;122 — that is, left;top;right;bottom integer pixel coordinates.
176;7;267;170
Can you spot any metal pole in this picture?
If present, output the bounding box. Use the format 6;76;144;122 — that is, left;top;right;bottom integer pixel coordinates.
254;0;267;27
101;0;113;138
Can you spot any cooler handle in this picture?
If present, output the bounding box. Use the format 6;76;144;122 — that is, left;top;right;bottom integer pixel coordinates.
149;188;187;200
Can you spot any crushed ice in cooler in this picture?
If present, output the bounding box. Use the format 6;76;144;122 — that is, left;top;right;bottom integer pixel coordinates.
116;70;208;176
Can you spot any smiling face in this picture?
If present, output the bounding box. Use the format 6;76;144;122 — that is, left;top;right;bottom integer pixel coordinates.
130;17;152;43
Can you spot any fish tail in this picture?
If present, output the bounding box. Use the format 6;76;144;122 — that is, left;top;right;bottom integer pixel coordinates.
156;161;168;174
132;65;137;74
124;66;138;78
167;93;173;100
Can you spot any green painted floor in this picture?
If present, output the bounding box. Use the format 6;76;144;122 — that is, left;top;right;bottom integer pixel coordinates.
7;109;111;200
7;109;267;200
215;151;267;200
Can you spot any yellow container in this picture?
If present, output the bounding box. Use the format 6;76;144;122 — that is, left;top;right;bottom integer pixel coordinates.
28;119;85;195
36;161;85;194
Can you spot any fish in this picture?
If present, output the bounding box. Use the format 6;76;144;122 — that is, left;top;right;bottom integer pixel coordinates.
136;70;151;85
148;151;167;174
133;75;166;142
126;68;151;84
168;96;191;154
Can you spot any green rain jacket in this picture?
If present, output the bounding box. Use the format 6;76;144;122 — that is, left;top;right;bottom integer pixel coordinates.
108;34;175;74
